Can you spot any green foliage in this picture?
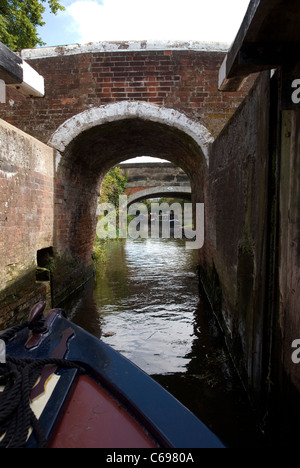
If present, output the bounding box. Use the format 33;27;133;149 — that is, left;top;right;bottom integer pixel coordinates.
0;0;65;50
99;167;127;207
92;241;108;266
93;167;127;264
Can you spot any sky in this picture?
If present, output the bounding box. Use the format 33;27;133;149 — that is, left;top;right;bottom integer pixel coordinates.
37;0;251;48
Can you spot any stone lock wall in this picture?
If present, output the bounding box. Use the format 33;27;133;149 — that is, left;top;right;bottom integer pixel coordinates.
273;106;300;443
202;72;271;406
0;119;55;326
202;68;300;438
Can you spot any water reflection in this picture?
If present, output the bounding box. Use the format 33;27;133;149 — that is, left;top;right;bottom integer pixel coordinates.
68;238;199;375
64;237;265;447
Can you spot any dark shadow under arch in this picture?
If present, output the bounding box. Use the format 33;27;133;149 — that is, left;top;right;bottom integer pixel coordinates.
51;113;209;305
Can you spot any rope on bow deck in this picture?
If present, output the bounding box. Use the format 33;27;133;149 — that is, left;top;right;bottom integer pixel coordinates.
0;320;86;448
0;356;86;448
0;312;47;343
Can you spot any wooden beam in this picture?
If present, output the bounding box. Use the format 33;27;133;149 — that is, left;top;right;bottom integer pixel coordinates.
219;0;300;91
219;0;262;91
0;42;44;99
0;42;24;85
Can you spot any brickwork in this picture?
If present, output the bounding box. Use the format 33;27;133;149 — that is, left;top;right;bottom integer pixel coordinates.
0;43;254;144
0;119;55;325
121;162;191;191
125;186;155;197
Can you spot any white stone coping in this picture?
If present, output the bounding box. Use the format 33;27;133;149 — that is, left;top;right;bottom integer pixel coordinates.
21;40;230;60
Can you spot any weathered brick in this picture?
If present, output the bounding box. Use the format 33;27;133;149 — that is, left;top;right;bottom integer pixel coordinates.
0;119;55;324
0;47;255;142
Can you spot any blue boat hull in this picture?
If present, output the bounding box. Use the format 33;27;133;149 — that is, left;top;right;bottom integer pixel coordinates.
0;305;224;448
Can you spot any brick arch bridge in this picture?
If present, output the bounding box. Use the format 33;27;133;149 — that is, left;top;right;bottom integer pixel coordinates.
126;187;192;207
51;100;210;297
0;41;252;304
119;161;192;206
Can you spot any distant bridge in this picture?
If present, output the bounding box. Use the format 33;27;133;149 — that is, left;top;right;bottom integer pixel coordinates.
119;162;191;205
126;186;192;207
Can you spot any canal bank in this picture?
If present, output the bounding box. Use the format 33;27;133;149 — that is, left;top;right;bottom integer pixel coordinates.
62;237;266;448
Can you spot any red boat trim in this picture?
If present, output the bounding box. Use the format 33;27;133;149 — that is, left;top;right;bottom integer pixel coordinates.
50;375;158;449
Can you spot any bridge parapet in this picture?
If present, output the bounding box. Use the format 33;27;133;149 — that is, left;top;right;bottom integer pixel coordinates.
120;162;191;192
0;41;254;144
126;186;192;207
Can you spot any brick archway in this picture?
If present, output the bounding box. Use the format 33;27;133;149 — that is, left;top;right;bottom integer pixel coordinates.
49;101;214;166
50;102;212;304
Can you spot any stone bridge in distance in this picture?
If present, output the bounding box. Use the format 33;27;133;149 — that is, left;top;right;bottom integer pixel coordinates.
119;162;191;206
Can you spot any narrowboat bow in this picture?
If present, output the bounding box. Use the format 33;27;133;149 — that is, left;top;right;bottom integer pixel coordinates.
0;302;224;448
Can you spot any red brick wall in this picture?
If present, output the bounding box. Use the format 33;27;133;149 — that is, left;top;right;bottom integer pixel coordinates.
0;47;254;143
125;186;155;196
0;119;55;325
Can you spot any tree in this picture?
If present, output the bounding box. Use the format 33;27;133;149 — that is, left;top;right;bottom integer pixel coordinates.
96;167;127;239
99;167;127;207
94;167;127;263
0;0;65;51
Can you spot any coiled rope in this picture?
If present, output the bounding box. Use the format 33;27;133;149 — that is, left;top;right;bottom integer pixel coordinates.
0;319;86;448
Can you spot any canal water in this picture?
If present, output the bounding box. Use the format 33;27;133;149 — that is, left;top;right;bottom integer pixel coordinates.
63;237;265;448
